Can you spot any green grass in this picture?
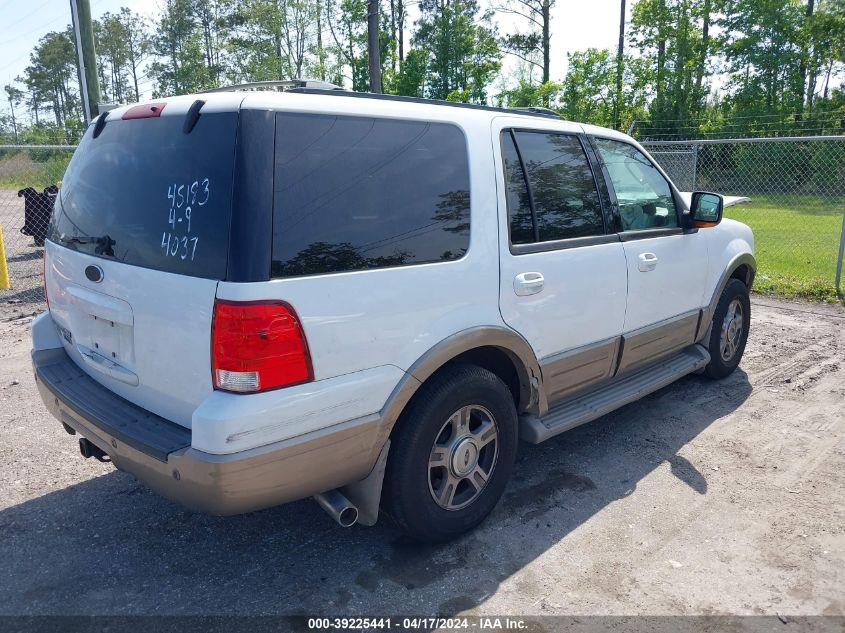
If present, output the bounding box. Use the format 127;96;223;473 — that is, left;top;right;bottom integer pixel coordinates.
0;151;73;190
724;195;845;302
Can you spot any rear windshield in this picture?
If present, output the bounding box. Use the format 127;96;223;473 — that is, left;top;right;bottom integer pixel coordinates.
50;111;238;279
271;113;471;278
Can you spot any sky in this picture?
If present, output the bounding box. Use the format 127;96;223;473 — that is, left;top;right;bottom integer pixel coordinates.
0;0;629;114
0;0;157;95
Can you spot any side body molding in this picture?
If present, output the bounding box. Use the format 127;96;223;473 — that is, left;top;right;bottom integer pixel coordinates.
618;310;700;375
540;336;621;403
696;252;757;342
375;326;545;447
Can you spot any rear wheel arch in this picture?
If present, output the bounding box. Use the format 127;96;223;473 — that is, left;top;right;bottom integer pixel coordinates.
446;346;523;407
352;332;538;532
381;362;520;541
378;327;544;444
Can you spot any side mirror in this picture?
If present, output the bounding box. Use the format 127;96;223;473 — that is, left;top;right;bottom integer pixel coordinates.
690;192;723;228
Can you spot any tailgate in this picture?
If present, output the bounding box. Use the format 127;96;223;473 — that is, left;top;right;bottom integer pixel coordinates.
44;101;242;428
45;244;217;427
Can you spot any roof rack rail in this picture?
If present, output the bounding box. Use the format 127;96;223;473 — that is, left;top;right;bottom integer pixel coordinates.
282;88;567;120
515;106;560;119
201;79;345;93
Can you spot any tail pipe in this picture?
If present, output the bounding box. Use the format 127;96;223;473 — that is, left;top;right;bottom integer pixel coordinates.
313;489;359;528
78;437;110;463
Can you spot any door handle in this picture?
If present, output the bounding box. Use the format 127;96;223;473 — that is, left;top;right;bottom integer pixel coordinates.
637;252;658;272
514;272;544;296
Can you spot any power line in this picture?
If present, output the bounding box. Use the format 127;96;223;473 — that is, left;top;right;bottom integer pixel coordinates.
0;0;54;35
2;12;72;46
0;51;34;74
0;0;107;75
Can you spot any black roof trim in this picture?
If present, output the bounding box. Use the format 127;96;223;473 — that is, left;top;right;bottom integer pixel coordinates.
92;112;108;139
287;88;562;119
183;99;206;134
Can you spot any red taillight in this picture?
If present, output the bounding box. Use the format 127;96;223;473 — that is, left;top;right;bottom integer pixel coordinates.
211;300;313;393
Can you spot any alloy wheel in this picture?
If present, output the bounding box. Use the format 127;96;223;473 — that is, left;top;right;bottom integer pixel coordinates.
427;405;499;511
720;298;744;362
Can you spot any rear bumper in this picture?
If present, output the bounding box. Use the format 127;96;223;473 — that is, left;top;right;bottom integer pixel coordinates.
32;347;386;515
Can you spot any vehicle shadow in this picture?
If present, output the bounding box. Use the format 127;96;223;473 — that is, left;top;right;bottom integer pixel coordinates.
0;369;752;616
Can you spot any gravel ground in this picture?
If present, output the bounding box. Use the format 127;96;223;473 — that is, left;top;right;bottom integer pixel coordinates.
0;296;842;617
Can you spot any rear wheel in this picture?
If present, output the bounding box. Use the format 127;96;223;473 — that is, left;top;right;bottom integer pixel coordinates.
383;364;518;543
704;278;751;379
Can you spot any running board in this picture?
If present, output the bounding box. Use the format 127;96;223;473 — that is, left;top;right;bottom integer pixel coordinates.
521;345;710;444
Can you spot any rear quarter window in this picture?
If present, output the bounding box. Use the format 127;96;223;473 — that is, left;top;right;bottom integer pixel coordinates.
271;113;471;277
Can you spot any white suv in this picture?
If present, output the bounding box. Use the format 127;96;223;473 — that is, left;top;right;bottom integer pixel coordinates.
32;86;755;542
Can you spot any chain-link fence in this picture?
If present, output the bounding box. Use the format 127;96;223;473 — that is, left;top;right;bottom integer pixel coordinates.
643;136;845;301
2;139;845;307
0;145;75;310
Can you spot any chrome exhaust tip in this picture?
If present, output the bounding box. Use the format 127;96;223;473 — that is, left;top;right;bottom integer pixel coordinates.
313;489;359;528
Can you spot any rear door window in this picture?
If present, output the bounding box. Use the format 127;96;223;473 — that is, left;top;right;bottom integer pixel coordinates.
271;113;471;277
51;111;238;279
502;132;535;245
506;130;606;244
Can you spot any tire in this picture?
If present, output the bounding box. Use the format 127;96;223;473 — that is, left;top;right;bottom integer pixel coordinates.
704;278;751;379
383;364;518;543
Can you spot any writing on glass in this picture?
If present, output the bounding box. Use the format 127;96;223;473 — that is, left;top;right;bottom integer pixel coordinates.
161;178;209;262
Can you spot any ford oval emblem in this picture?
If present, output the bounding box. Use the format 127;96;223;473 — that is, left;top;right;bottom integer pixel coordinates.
85;265;104;283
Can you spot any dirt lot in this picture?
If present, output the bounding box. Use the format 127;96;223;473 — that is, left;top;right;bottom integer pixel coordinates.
0;296;842;617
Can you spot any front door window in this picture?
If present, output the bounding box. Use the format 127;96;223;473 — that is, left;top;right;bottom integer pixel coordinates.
594;139;678;231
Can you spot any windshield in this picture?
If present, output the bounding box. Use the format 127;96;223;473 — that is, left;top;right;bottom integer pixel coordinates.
50;110;238;279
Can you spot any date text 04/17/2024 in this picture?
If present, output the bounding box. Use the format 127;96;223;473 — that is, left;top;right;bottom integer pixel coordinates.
306;617;529;630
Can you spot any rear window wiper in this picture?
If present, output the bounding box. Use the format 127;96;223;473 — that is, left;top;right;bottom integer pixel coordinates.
58;233;115;257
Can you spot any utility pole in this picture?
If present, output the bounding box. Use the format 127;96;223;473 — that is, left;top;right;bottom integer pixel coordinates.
613;0;626;131
367;0;382;93
70;0;101;124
